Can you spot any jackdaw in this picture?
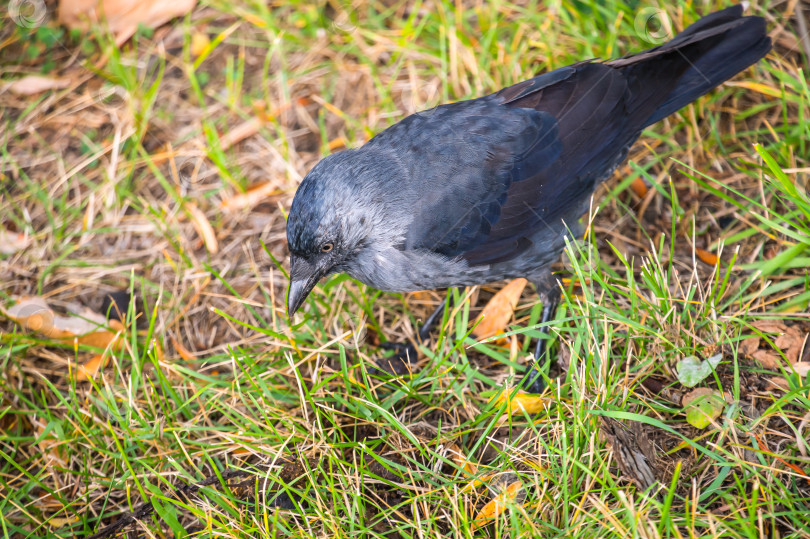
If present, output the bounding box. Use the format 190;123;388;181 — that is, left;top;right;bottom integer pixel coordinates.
285;5;770;390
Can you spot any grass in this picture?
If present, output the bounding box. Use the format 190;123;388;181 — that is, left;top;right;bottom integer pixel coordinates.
1;0;809;537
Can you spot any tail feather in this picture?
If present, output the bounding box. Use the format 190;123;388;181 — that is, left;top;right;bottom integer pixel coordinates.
608;5;771;127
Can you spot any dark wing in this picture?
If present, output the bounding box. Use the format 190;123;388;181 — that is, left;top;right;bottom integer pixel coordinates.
368;62;640;265
370;5;768;267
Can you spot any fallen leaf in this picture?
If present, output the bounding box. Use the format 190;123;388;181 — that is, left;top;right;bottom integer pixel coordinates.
446;443;477;475
630;177;648;197
190;31;210;58
186;203;218;254
676;353;722;387
58;0;197;45
492;389;546;415
220;182;279;211
748;321;807;366
75;353;109;381
471;480;524;531
682;387;715;406
683;388;725;429
5;75;70;96
1;297;123;350
472;278;528;340
792;362;810;377
753;349;781;370
48;516;79;529
695;248;718;266
739;336;759;356
0;227;31;254
726;81;783;98
769;363;810;391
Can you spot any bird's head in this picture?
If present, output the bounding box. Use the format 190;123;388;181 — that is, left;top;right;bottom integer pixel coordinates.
285;150;384;315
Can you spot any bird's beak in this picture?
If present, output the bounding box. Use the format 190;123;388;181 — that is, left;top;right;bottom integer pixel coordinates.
287;255;326;316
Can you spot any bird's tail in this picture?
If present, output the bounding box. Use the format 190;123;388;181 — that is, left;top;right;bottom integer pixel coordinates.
608;5;771;127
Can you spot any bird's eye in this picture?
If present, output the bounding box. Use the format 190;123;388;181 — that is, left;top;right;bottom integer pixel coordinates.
321;243;333;253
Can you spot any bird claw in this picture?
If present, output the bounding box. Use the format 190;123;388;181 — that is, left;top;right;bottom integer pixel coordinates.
372;341;418;376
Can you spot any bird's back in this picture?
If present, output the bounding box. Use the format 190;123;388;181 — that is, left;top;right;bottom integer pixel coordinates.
354;5;770;291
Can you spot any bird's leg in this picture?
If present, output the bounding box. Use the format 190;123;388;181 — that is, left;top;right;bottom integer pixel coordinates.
519;291;559;394
417;300;446;343
377;299;446;374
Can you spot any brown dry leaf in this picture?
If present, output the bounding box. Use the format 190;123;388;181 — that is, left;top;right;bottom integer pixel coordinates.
58;0;197;45
75;353;109;381
493;389;547;414
739;336;760;356
471;480;524;531
5;75;70;96
0;227;31;254
446;443;477;476
749;321;806;366
220;182;279;212
790;362;810;378
186;203;218;254
630;177;648;197
753;349;782;370
682;387;715;407
695;248;718;266
472;278;527;340
1;297;123;351
767;363;810;391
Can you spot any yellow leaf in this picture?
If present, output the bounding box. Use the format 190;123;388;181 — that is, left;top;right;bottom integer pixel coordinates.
190;31;210;58
726;81;782;98
447;443;477;475
472;278;528;340
471;480;524;531
328;137;346;151
493;388;547;414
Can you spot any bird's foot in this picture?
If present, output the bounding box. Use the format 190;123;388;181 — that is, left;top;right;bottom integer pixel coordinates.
519;342;548;394
373;341;419;376
371;300;446;376
517;296;558;394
